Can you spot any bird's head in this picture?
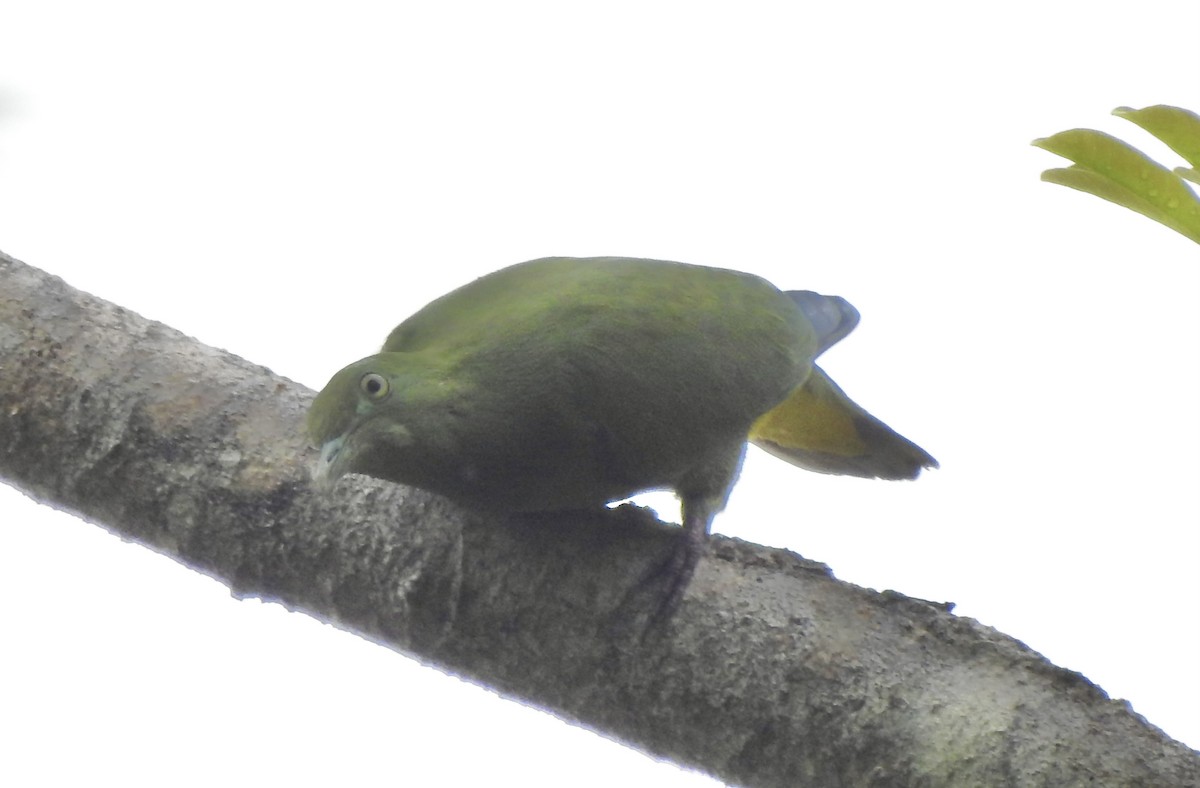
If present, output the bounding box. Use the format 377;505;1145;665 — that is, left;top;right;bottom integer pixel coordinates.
306;354;418;489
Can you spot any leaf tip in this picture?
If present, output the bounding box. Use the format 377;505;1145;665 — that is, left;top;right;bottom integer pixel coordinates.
1175;167;1200;186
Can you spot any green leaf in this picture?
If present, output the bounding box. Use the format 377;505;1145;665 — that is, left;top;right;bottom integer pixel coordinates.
1034;105;1200;246
1040;165;1170;228
1113;105;1200;169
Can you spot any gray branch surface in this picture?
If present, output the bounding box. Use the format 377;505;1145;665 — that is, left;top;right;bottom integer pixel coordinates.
2;249;1197;788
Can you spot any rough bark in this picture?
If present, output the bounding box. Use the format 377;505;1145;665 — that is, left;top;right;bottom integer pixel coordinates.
1;249;1196;788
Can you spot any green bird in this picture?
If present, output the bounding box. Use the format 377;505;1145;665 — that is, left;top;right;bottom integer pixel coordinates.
307;256;936;615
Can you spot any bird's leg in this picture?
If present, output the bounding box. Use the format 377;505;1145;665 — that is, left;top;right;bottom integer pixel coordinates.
647;507;710;625
612;447;742;638
607;508;711;641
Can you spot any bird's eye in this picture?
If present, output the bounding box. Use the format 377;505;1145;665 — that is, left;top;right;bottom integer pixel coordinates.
359;372;390;400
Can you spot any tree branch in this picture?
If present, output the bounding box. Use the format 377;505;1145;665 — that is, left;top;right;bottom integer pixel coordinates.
1;249;1196;787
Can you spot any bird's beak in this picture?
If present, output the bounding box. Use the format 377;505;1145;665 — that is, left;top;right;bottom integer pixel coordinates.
312;434;347;490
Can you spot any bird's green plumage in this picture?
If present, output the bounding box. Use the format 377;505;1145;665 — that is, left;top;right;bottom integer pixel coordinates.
308;256;935;531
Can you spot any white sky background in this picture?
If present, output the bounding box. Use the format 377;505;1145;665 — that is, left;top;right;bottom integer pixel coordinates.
1;1;1197;785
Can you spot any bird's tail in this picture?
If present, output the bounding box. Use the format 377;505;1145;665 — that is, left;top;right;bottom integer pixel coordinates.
749;365;937;480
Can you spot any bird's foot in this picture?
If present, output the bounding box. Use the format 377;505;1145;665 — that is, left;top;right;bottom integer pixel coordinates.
609;513;708;642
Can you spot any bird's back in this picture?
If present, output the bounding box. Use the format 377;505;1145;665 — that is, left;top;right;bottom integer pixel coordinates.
382;257;817;509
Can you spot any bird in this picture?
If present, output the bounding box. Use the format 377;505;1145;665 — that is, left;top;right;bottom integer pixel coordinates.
307;256;937;620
